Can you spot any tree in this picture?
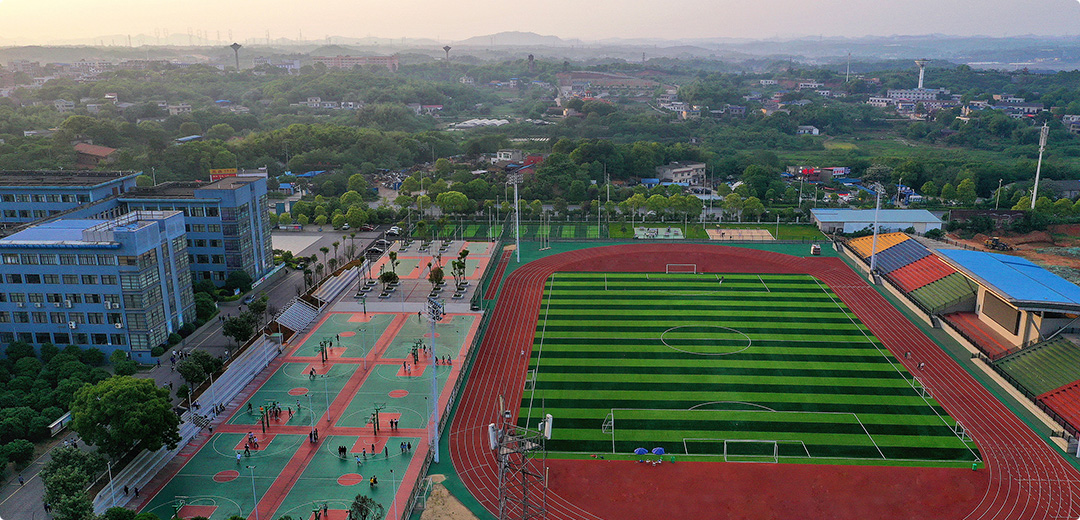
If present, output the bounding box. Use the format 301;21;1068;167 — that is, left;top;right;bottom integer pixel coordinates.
940;183;957;202
435;191;469;215
248;295;268;326
645;194;669;220
296;214;310;228
957;178;978;206
1012;196;1032;211
379;271;399;292
5;438;34;467
178;121;202;136
428;265;444;292
176;357;207;385
388;251;399;275
722;193;744;221
225;270;253;293
921;180;939;197
135;174;154;187
43;463;94;520
222;312;257;347
206;123;236;141
70;376;180;459
742;197;766;221
349;494;385;520
347;173;369;193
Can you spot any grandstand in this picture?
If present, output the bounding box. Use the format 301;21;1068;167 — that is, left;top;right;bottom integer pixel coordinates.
871;239;932;274
994;337;1080;396
847;232;910;258
942;312;1013;359
1038;380;1080;435
909;273;979;314
273;298;320;334
890;255;956;293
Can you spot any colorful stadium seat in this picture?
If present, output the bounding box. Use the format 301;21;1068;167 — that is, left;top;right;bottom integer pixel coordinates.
847;232;910;259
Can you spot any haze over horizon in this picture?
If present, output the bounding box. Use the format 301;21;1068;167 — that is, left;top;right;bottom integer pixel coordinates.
1;0;1079;46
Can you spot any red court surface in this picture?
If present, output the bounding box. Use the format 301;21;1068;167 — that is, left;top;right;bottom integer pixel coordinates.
449;243;1080;520
178;505;217;518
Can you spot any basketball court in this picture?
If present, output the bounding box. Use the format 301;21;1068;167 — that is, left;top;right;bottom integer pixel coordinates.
633;227;684;240
708;228;775;240
138;310;480;520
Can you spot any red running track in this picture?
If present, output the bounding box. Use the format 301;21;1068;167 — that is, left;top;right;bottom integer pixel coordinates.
448;244;1080;520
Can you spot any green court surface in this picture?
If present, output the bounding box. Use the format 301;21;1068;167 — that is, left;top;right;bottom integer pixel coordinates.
227;362;357;426
383;314;476;359
271;434;420;519
293;313;396;358
142;310;480;520
335;364;452;430
519;272;981;467
142;433;301;520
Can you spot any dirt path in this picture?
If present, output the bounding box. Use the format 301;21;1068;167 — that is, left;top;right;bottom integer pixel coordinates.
420;475;478;520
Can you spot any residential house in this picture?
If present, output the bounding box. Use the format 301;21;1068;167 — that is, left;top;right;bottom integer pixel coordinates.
655;162;706;186
74;143;118;168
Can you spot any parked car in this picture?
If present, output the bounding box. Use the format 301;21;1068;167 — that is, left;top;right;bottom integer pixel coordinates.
341;223;351;230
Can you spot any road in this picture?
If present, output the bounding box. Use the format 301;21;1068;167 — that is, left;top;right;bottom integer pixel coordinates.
0;226;383;519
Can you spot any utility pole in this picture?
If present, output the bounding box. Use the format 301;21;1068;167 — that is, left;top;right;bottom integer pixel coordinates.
427;297;444;463
509;173;523;262
1031;123;1049;209
995;178;1003;210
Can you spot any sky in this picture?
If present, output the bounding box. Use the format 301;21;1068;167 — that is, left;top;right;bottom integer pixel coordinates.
0;0;1079;45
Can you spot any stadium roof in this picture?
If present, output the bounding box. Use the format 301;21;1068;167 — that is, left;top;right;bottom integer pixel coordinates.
811;209;942;224
936;249;1080;312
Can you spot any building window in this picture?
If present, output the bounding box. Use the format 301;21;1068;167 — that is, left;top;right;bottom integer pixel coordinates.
17;332;33;343
25;274;41;284
5;274;21;284
72;333;88;344
0;312;8;323
84;294;102;304
98;255;116;266
0;332;13;343
87;313;104;325
10;293;25;303
81;275;98;285
51;312;66;324
20;254;38;265
66;294;82;304
36;332;52;344
60;255;77;265
100;275;118;285
78;255;97;265
62;275;78;285
111;334;126;345
2;254;19;264
70;313;84;324
32;311;47;323
92;334;108;345
43;274;59;284
27;293;43;303
13;312;29;323
53;333;70;344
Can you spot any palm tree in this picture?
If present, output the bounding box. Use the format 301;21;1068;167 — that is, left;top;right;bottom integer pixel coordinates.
332;241;340;264
349;233;357;258
328;257;338;273
315;263;324;281
319;246;329;268
388;251;399;275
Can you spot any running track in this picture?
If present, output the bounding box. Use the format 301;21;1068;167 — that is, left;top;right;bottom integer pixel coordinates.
448;244;1080;520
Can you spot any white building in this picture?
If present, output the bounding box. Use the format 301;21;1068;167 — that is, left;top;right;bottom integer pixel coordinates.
655;162;706;186
886;88;949;101
811;208;943;234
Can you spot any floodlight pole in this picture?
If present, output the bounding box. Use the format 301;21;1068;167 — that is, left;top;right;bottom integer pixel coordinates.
995;179;1003;210
1031;123;1049;209
247;465;259;520
869;186;882;274
428;297;444;463
509;174;523;262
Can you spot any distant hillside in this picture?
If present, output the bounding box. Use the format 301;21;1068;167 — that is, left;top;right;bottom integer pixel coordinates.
454;32;576;47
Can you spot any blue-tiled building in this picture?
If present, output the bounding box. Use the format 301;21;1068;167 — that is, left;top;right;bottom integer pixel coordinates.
0;171;139;228
121;177;273;285
0;211;194;360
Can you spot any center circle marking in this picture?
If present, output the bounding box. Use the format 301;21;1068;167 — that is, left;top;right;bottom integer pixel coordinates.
660;325;752;356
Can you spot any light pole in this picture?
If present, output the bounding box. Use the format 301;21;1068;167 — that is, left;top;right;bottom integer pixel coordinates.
360;326;367;369
247;465;259;520
390;468;398;519
321;374;330;423
508;174;522;262
1031;123;1049;209
427;297;444;463
995;178;1003;210
869;185;882;275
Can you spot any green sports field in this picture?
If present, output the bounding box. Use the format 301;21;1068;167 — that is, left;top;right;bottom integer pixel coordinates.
518;272;981;467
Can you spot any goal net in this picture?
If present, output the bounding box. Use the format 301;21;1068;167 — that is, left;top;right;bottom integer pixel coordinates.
665;264;697;274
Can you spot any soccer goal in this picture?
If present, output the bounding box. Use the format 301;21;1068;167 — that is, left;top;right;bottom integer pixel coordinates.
723;439;779;463
666;263;698;274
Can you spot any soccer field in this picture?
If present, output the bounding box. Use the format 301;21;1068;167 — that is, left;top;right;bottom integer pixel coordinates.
518;272;981;467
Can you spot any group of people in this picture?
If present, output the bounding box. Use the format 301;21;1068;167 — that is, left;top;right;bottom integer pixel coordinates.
434;356;453;366
388;418;401;429
399;441;413;453
308;427;320;443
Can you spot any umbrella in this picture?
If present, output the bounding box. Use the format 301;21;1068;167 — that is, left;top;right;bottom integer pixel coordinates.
634;447;648;455
652;447;666;455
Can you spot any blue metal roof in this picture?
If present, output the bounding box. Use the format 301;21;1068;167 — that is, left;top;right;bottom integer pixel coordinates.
937;249;1080;309
811;209;941;224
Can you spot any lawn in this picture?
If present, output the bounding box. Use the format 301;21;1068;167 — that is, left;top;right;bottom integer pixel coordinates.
518;272;980;467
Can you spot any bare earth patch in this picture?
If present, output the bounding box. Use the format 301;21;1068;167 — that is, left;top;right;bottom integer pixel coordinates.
420;475;479;520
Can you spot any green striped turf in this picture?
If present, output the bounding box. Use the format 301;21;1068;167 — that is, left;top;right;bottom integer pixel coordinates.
518;272;980;466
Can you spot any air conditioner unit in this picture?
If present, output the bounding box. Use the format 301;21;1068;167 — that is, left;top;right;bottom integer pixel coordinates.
64;300;72;308
34;303;42;308
53;302;61;307
104;302;112;309
16;302;24;308
68;321;77;329
114;322;123;329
